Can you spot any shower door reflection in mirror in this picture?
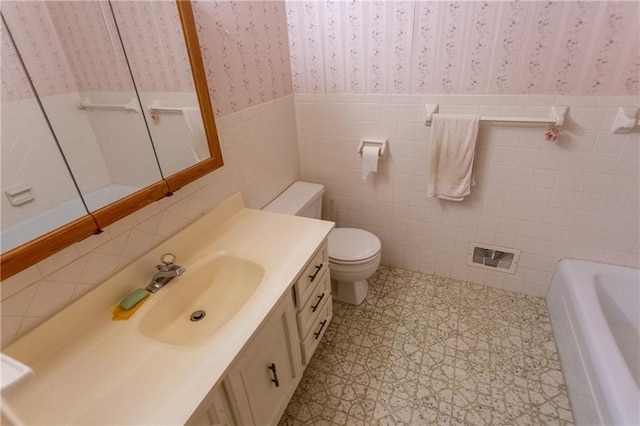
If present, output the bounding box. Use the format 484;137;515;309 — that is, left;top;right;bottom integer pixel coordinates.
0;19;90;252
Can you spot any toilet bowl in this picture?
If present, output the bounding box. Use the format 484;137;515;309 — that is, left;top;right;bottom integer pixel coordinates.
328;228;381;305
263;182;382;305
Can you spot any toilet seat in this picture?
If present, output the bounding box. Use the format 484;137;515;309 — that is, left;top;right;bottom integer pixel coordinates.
328;228;381;264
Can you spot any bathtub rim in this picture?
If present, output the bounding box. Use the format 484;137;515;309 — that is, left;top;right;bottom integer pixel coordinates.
548;258;639;426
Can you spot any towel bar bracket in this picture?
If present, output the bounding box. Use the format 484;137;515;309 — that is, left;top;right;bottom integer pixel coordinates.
611;107;638;133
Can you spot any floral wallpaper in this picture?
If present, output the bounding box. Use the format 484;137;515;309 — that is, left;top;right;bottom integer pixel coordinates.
2;1;191;96
47;0;194;93
109;1;194;93
2;0;294;117
1;2;77;99
1;20;34;102
192;0;293;116
45;1;134;93
7;0;636;113
286;0;640;96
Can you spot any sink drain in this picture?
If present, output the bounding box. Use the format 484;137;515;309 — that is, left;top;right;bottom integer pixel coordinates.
190;310;206;322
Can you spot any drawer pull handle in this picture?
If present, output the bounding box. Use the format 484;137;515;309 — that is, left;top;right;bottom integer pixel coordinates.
314;319;328;340
308;263;323;282
311;292;325;312
268;363;280;387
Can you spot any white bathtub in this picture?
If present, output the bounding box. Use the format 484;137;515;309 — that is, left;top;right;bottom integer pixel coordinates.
547;259;640;426
1;184;139;252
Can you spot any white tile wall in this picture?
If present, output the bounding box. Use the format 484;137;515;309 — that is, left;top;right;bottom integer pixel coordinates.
0;95;299;345
81;91;163;188
296;94;639;297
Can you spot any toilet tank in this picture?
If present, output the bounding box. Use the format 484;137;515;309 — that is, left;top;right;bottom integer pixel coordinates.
262;181;324;219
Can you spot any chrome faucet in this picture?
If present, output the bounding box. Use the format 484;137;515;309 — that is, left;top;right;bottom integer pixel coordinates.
145;253;185;293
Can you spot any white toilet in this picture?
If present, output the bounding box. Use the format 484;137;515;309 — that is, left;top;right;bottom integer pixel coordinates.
263;181;381;305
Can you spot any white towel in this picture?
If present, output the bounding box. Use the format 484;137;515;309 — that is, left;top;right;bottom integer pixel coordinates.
182;107;209;162
427;114;480;201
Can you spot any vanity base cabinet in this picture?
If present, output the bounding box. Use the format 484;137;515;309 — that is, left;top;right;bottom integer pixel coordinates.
188;240;333;426
186;384;235;426
224;292;301;426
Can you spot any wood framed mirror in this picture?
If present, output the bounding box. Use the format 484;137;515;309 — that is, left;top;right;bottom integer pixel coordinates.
0;0;223;280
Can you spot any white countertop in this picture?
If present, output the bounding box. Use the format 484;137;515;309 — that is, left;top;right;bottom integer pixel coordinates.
4;193;334;425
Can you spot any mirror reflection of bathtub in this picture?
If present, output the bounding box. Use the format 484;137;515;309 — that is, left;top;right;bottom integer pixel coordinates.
1;184;139;253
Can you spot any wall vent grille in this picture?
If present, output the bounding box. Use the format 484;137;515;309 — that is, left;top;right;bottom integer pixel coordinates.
467;243;521;274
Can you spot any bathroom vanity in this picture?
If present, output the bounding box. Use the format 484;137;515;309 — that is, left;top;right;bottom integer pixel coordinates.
204;243;331;426
2;193;334;425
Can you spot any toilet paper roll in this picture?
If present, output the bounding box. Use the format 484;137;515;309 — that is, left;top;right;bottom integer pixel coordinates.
361;145;379;181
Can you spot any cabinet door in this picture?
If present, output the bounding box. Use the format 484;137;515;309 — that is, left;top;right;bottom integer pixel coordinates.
186;384;235;426
226;294;301;425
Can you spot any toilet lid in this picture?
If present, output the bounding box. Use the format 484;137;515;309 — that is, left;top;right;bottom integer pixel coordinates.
328;228;381;262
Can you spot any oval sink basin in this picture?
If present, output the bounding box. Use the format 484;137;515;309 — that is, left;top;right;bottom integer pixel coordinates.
138;255;264;346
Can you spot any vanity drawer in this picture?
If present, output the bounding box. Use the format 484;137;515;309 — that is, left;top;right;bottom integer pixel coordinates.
297;270;330;337
300;299;332;365
295;241;328;307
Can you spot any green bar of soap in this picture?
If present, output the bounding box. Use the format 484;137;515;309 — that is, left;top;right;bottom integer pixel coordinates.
119;288;150;311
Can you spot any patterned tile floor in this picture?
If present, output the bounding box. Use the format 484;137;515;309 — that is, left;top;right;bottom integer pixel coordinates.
279;266;574;426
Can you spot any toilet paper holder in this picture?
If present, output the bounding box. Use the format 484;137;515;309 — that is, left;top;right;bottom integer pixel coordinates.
357;139;388;159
